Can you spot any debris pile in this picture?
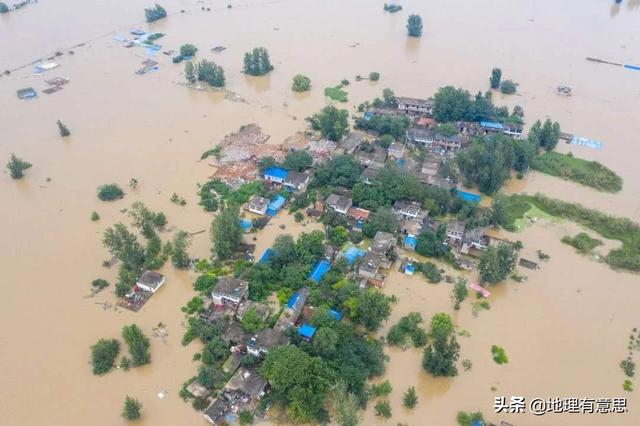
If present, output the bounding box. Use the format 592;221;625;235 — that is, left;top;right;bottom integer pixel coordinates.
217;124;272;164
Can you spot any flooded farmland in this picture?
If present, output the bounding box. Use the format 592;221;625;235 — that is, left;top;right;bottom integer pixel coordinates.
1;0;639;425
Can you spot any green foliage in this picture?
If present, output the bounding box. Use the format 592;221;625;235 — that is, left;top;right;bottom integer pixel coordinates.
383;3;402;13
200;146;221;160
378;134;395;149
202;337;230;365
363;207;398;237
144;4;166;22
170;193;187;206
528;119;560;151
180;44;198;58
328;226;349;247
170;230;191;268
308;106;349;142
500;79;517;94
387;312;427;347
369;72;380;81
352;289;392;331
403;386;418;408
294;211;304;222
562;232;602;254
146;32;164;42
418;261;443;283
324;84;349;102
122;324;151;366
416;226;448;258
452;277;468;310
371;380;392;397
457;411;484;426
374;400;392;418
241;307;265;333
624;379;634;392
382;88;398;108
119;356;131;371
490;68;502;89
532;151;622;192
97;183;125;201
122;396;142;420
355;114;411;140
211;203;242;260
491;345;508;364
243;47;274;76
92;278;110;290
292;74;311;92
620;357;636;378
57;120;70;137
438;122;458;137
239;410;254;425
433;86;472;122
194;60;225;87
91;211;100;221
423;313;459;377
198;364;226;389
91;339;120;375
329;382;359;426
182;296;205;315
406;14;423;37
491;192;530;231
284;150;313;172
7;154;32;179
479;242;518;284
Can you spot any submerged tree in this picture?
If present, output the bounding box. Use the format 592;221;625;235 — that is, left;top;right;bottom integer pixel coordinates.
422;313;459;377
406;14;423;37
243;47;274;76
195;60;225;87
500;79;518;94
171;230;191;269
185;62;196;84
6;154;32;179
91;338;120;375
144;4;166;22
97;184;125;201
292;74;311;92
490;67;502;89
122;324;151;366
307;106;349;142
0;2;10;14
211;203;242;260
122;396;142;420
57;120;71;137
479;242;518;284
528;118;561;152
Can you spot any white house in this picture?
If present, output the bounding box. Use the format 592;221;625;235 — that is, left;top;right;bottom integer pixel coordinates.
136;271;165;293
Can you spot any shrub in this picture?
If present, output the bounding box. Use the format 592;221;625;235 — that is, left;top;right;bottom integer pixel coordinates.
371;380;392;397
122;324;151;366
91;339;120;375
403;386;418;408
239;410;254;425
97;184;124;201
91;211;100;221
369;72;380;81
57;120;71;137
144;4;166;22
92;279;110;290
623;379;634;392
180;44;198;58
7;154;32;179
324;85;348;102
374;400;392;418
292;74;311;92
457;411;484;426
500;79;517;94
620;358;636;378
294;211;304;223
491;345;508;364
122;396;142;420
561;232;602;254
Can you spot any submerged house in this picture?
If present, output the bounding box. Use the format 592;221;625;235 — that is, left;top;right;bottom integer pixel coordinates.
326;193;353;215
246;195;269;215
283;171;310;192
136;271;165;293
460;227;490;254
211;277;249;307
397;96;434;116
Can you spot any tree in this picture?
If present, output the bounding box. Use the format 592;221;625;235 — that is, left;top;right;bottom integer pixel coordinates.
528;119;561;152
91;211;100;221
122;324;151;366
243;47;274;76
369;72;380;81
407;14;423;37
329;382;359;426
103;223;146;267
91;339;120;375
479;242;518;284
452;277;468;310
195;60;225;87
198;364;225;389
211;203;242;260
202;337;230;365
292;74;311;92
171;230;191;269
382;88;398;108
241;307;264;333
261;346;334;423
314;154;362;187
97;183;125;201
403;386;418;408
144;4;166;22
363;207;398;238
328;226;349;247
500;79;517;94
352;289;391;331
374;400;392;418
457;411;484;426
433;86;472;122
456;134;516;194
283;150;313;172
490;68;502;89
378;134;395;149
57;120;70;137
122;396;142;421
0;3;9;13
308;106;349;142
422;313;459;377
185;62;196;83
6;154;32;179
416;226;448;258
180;43;198;58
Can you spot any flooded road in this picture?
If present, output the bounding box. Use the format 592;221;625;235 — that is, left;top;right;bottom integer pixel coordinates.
1;0;639;425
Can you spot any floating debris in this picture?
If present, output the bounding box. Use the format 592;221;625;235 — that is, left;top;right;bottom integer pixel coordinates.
556;85;572;96
17;87;37;100
211;46;227;53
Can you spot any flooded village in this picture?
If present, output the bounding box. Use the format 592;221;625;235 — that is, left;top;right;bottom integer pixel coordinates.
2;1;640;426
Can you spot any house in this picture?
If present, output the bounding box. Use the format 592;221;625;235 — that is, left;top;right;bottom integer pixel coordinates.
283;171;310;192
400;218;423;237
246;195;269;215
404;234;418;250
285;287;309;320
479;120;504;135
446;220;466;242
387;142;405;159
266;195;286;216
461;227;490;252
422;217;442;234
361;167;380;185
264;167;289;184
408;129;466;151
348;207;371;232
371;231;396;256
503;122;524;138
358;251;383;279
355;144;387;169
406;127;431;146
339;132;365;154
235;300;270;322
204;398;230;425
326;193;352;214
224;367;268;403
397;96;434;116
247;328;289;357
393;200;422;220
136;271;165;293
220;322;250;347
211;277;249;307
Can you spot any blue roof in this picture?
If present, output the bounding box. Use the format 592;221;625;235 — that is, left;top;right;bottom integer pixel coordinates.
287;291;301;309
343;246;366;265
329;309;343;321
480;121;503;130
309;260;331;282
239;219;252;231
404;235;417;249
264;167;289;180
405;263;415;274
259;248;274;263
266;195;286;216
299;324;317;339
456;189;481;203
364;111;373;121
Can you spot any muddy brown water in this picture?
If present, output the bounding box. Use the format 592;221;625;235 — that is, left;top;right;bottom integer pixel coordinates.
1;0;639;425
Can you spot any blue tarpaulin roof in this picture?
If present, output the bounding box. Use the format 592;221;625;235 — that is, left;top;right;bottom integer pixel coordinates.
404;263;415;275
264;167;289;180
259;248;274;263
343;246;366;265
309;260;331;282
457;189;481;203
404;235;417;249
480;121;503;130
329;309;343;321
239;219;252;231
266;195;286;216
287;291;301;309
364;111;373;121
299;324;317;339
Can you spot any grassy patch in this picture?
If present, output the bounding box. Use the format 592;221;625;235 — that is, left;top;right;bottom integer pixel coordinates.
324;84;348;102
509;194;640;271
532;151;622;193
561;232;602;254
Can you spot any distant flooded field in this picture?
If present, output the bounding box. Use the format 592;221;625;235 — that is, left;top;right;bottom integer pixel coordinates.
1;0;639;425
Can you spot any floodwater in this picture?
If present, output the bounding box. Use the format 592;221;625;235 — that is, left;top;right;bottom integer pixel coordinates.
1;0;639;425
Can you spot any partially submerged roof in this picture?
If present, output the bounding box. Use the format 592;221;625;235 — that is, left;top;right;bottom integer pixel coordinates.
267;195;286;214
137;271;164;289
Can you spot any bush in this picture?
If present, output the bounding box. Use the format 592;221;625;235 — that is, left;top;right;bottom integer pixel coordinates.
457;411;484;426
122;324;151;366
624;379;634;392
180;44;198;58
406;14;423;37
371;380;392;397
91;339;120;375
92;279;110;290
500;79;517;94
491;345;508;364
7;154;32;179
324;85;348;102
369;72;380;81
403;386;418;408
292;74;311;92
122;396;142;420
620;358;636;378
91;211;100;221
374;400;392;418
144;4;166;22
239;410;254;425
243;47;273;76
294;211;304;223
97;184;124;201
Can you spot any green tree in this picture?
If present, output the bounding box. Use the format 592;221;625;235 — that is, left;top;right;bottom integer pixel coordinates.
198;364;225;389
185;62;196;83
122;324;151;366
211;203;242;260
438;122;458;137
374;400;392;418
202;337;230;365
195;60;225;87
369;71;380;81
378;134;395;148
457;411;484;426
7;154;32;179
406;14;423;37
500;79;517;94
97;183;125;201
528;119;561;152
433;86;472;122
403;386;418;408
241;307;265;333
261;346;334;423
479;242;518;284
243;47;274;76
456;134;516;194
422;313;459;377
144;4;166;22
490;68;502;89
57;120;71;137
363;207;398;238
292;74;311;92
314;154;362;187
91;211;100;221
313;327;339;357
180;43;198;57
122;396;142;420
382;88;398;108
283;150;313;171
328;226;349;247
91;339;120;375
171;230;191;269
451;277;468;310
308;106;349;142
239;410;254;425
329;382;359;426
103;223;146;268
352;289;392;331
416;226;448;258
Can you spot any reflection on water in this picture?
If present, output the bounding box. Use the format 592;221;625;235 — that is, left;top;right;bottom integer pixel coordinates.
405;36;420;55
244;73;272;93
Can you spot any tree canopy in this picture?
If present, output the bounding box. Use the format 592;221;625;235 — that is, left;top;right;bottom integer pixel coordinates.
407;14;423;37
528;119;561;152
7;154;32;179
283;150;313;172
122;324;151;366
308;106;349;142
422;313;459;377
243;47;274;76
479;242;518;283
211;203;242;260
91;339;120;375
292;74;311;92
144;4;166;22
490;68;502;89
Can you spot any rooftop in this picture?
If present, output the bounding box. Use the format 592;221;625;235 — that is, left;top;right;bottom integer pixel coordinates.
250;327;289;349
326;193;352;211
447;220;466;234
371;231;396;254
285;171;310;186
394;200;422;216
264;167;289;180
398;96;433;107
348;207;371;220
137;271;164;289
212;277;249;298
225;367;268;399
360;251;382;274
248;195;269;210
340;132;365;152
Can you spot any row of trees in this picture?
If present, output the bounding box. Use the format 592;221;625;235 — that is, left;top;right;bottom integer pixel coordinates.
90;324;151;374
144;4;166;22
185;60;225;87
243;47;274;76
